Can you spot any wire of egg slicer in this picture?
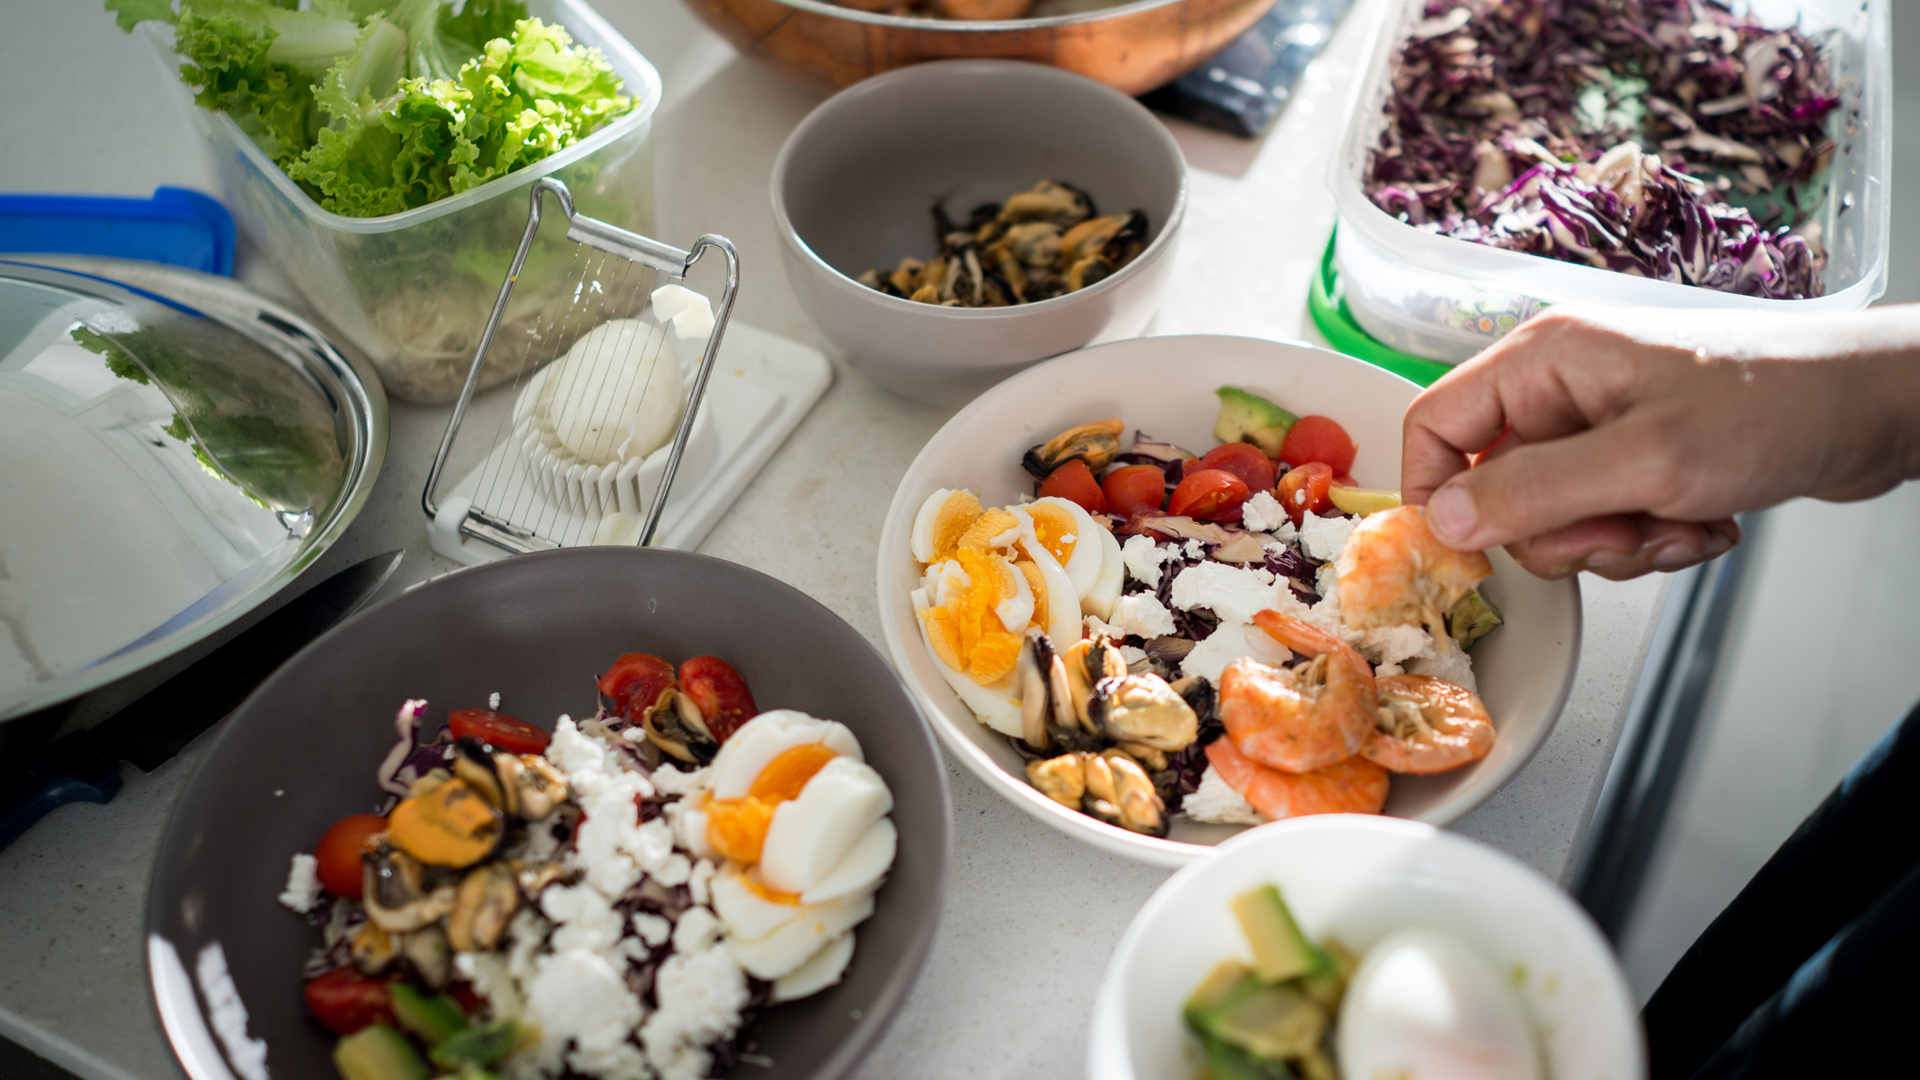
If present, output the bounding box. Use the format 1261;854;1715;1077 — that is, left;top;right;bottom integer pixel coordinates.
422;177;740;555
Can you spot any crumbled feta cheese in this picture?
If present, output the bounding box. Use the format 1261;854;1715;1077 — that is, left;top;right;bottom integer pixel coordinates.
649;764;711;797
631;912;672;948
547;716;611;778
276;853;322;914
1086;614;1127;641
1121;533;1173;588
542;884;641;964
1179;620;1294;683
1411;646;1479;693
504;908;551;987
640;945;750;1080
1299;513;1356;562
1061;533;1075;544
653;853;693;887
1240;490;1289;533
526;948;649;1080
688;859;717;907
1267;517;1300;546
672;906;722;954
456;952;524;1023
1358;624;1434;669
1181;764;1265;825
489;692;501;709
1113;593;1177;639
1183;538;1207;560
1170;562;1294;625
1118;644;1148;668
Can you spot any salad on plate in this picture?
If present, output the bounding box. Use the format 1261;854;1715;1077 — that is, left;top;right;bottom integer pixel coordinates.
906;388;1505;836
278;651;896;1080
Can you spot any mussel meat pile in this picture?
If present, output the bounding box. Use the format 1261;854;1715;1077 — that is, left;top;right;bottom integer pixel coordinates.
856;179;1149;308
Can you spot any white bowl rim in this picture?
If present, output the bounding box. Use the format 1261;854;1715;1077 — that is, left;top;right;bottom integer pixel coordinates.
874;334;1582;867
1087;814;1646;1080
769;58;1189;324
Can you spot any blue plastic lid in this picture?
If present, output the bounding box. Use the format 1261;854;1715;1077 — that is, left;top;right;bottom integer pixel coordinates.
0;187;234;277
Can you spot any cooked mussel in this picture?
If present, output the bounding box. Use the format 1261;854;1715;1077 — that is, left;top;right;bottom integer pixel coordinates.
1026;750;1168;836
362;844;458;932
350;920;397;974
1090;673;1199;751
500;753;568;821
1027;754;1087;808
1000;180;1093;225
1021;418;1125;478
643;690;719;765
1017;631;1055;750
446;863;520;953
387;776;505;868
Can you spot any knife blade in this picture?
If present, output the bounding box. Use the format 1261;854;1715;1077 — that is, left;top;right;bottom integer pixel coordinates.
0;550;403;851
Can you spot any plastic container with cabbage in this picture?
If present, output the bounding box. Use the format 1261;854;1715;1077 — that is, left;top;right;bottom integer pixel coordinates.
114;0;663;402
1329;0;1889;363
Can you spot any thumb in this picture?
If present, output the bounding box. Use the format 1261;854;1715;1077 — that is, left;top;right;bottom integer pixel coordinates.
1423;421;1671;550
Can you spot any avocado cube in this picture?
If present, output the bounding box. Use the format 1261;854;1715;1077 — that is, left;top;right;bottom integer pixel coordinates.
1448;589;1504;649
1213;388;1298;458
387;983;468;1047
1230;885;1329;983
1212;982;1329;1063
1197;1031;1292;1080
428;1020;529;1070
333;1024;428;1080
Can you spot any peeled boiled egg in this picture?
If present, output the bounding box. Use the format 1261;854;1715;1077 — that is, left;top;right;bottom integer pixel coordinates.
911;488;985;564
1082;523;1124;622
1336;928;1542;1080
712;865;876;980
1027;497;1105;599
538;318;684;466
709;711;862;800
800;817;895;904
910;588;1023;736
771;931;856;1003
759;756;894;894
650;283;713;361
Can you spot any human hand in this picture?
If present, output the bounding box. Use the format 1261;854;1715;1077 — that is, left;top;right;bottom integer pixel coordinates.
1401;304;1920;580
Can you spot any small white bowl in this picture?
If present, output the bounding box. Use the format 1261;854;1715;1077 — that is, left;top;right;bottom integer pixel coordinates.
772;59;1186;406
874;335;1581;866
1089;816;1645;1080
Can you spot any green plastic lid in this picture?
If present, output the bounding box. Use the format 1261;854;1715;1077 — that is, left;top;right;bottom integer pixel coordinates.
1307;224;1453;388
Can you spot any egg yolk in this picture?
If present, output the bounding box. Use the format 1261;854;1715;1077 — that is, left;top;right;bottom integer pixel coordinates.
706;744;842;865
922;547;1023;685
742;869;802;906
1028;504;1078;567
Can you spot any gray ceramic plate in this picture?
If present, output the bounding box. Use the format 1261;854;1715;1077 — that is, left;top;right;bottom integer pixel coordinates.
147;546;949;1080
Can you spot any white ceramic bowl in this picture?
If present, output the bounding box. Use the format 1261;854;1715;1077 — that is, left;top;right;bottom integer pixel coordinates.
1088;816;1645;1080
874;336;1581;866
772;60;1186;406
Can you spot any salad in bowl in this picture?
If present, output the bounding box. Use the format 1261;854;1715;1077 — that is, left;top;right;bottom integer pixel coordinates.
876;335;1580;865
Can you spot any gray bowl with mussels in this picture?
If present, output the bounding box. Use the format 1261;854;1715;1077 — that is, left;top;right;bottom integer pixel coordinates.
772;59;1186;405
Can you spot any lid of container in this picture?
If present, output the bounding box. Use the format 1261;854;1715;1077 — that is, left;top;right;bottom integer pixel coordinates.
0;257;386;721
0;188;236;276
1306;225;1452;388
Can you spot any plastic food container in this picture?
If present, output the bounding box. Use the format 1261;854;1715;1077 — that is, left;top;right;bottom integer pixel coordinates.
1327;0;1890;363
142;0;662;402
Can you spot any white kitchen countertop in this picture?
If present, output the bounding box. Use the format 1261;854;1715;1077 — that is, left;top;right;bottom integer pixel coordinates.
0;1;1667;1078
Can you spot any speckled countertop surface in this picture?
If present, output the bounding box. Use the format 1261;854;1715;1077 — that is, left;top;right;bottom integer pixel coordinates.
0;1;1666;1077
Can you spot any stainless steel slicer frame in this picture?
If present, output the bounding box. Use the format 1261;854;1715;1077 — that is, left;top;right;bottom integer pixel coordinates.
421;177;740;553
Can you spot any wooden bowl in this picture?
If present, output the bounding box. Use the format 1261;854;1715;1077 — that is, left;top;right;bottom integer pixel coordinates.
677;0;1282;96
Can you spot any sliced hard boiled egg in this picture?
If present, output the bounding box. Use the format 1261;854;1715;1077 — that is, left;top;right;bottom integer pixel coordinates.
1028;497;1105;599
910;488;984;565
1336;928;1542;1080
1081;522;1125;622
919;547;1027;685
759;757;894;894
771;931;856;1003
911;589;1023;736
726;889;875;981
801;817;896;905
710;865;802;941
995;554;1035;634
1013;516;1082;647
709;711;862;801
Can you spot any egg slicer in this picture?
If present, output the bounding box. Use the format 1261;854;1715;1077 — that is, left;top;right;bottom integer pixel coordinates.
422;177;748;559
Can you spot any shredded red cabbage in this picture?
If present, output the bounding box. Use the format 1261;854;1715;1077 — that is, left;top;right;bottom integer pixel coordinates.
1367;0;1840;298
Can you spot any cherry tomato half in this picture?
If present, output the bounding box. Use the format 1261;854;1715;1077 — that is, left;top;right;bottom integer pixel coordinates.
1196;442;1277;496
1276;462;1334;524
597;653;676;720
447;708;549;755
313;813;387;899
304;968;396;1036
1101;464;1168;519
680;656;758;743
1037;460;1108;515
1278;416;1357;476
1169;469;1252;522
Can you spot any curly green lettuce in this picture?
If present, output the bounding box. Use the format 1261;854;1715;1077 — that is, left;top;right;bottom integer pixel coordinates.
108;0;635;218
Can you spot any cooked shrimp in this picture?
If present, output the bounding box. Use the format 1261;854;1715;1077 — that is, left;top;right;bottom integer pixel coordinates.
1335;505;1492;634
1363;674;1496;774
1217;614;1378;774
1205;736;1389;818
